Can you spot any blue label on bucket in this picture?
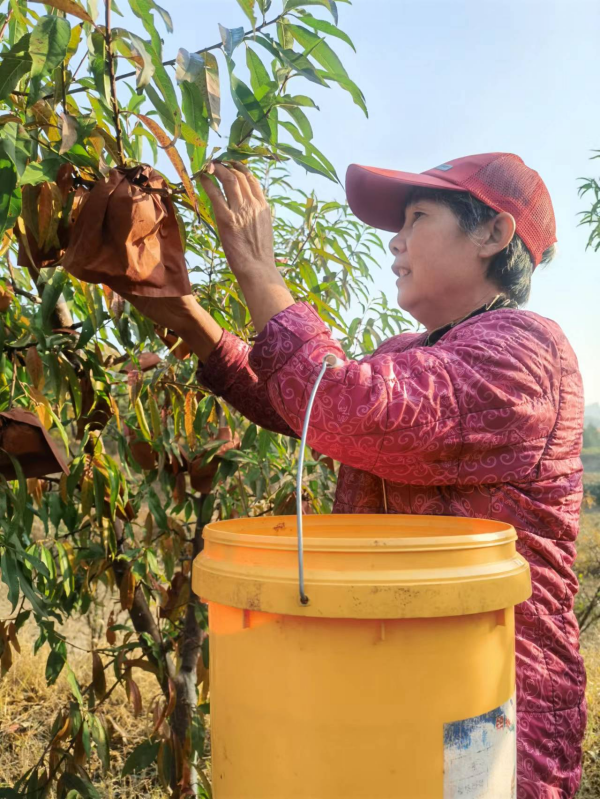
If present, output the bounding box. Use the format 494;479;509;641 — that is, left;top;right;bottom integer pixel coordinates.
443;694;516;798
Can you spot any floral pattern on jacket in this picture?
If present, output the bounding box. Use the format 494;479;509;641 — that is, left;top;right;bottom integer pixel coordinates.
199;302;586;798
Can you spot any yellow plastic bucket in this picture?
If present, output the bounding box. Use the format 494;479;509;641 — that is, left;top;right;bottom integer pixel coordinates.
193;514;531;798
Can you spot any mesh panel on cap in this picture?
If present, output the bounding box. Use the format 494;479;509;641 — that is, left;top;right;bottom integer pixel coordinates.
462;154;556;267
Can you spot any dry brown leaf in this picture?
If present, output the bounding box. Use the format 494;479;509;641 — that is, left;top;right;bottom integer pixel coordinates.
125;672;143;717
173;472;187;505
7;622;20;655
59;112;78;154
25;346;44;390
26;477;44;506
119;566;136;611
92;650;107;701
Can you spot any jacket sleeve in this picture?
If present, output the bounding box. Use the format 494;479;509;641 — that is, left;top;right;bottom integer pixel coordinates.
248;303;561;486
197;329;297;438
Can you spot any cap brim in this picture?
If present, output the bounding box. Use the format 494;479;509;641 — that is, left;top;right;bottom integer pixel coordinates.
345;164;464;232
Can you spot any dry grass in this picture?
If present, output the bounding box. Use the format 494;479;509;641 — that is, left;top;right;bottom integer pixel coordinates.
0;588;166;796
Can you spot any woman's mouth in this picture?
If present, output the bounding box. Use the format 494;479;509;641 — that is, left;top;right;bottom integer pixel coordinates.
395;267;411;280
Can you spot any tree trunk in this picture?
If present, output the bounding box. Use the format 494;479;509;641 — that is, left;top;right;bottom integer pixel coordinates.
171;499;207;797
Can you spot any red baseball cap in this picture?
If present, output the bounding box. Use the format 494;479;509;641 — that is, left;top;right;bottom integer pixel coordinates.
345;152;556;267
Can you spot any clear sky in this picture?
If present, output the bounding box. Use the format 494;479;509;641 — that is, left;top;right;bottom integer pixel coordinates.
117;0;600;403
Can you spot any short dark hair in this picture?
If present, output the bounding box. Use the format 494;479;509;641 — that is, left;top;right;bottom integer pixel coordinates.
405;186;556;305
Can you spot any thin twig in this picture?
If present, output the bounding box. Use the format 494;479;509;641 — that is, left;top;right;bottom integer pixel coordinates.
64;13;284;99
0;9;12;41
105;0;125;165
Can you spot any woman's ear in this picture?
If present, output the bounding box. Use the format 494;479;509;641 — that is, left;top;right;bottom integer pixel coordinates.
478;212;516;259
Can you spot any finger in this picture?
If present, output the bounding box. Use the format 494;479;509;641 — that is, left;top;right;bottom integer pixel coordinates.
229;161;266;204
211;162;244;211
227;162;255;204
199;174;231;220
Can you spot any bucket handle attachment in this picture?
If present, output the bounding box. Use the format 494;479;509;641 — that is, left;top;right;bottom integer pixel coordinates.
296;353;340;605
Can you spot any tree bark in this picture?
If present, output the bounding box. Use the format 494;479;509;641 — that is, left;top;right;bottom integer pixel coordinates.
112;519;176;695
171;499;207;796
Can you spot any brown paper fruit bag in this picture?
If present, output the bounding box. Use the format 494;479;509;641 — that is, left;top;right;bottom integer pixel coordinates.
63;165;191;298
0;409;69;479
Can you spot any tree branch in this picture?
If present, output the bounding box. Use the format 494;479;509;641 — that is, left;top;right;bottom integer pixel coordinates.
105;0;125;165
64;14;284;98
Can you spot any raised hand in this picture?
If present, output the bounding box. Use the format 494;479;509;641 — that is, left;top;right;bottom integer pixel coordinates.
200;162;295;333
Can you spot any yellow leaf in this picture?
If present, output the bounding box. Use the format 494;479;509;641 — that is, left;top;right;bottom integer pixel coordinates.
135;398;151;441
148;392;162;440
135;113;198;212
184;391;197;452
30;0;94;24
109;395;121;433
59;473;68;503
25;346;44;390
29;387;53;429
81;474;94;518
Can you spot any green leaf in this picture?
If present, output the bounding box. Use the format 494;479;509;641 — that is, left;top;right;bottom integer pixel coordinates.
88;31;109;103
118;29;155;91
246;47;272;98
178;50;221;133
255;34;327;86
16;560;48;617
277;142;336;181
151;1;173;32
29;15;71;79
130;0;181;131
2;123;32;177
90;714;110;775
0;146;19;239
227;61;271;140
66;664;84;703
284;106;313;140
277;94;319;109
323;70;367;117
41;268;68;331
285;0;340;24
60;773;101;799
1;548;20;612
18;156;62;186
291;11;355;50
180;81;208;172
219;24;245;59
0;52;32;100
175;48;205;83
236;0;257;27
46;640;67;685
121;739;160;776
129;0;163;57
288;24;347;77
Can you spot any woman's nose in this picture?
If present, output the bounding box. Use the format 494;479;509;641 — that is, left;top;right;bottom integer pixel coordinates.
389;231;406;255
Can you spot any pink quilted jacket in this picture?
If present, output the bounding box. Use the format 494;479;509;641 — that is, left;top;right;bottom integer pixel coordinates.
199;302;586;798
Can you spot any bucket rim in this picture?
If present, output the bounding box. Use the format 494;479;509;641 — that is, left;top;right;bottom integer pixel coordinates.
202;514;517;553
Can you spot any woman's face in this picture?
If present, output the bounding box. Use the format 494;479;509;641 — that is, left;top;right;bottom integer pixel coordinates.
389;199;498;331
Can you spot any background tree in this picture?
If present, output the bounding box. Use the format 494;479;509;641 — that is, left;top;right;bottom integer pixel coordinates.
0;1;408;795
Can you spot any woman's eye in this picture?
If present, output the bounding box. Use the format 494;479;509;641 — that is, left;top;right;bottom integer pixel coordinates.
412;211;424;221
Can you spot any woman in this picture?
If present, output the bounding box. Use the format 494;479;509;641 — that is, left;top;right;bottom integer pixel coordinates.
132;152;586;797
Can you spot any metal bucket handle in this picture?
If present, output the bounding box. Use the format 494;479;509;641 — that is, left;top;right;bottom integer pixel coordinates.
296;353;340;605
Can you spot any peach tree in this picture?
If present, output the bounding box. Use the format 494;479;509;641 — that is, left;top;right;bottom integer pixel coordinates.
0;1;407;795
